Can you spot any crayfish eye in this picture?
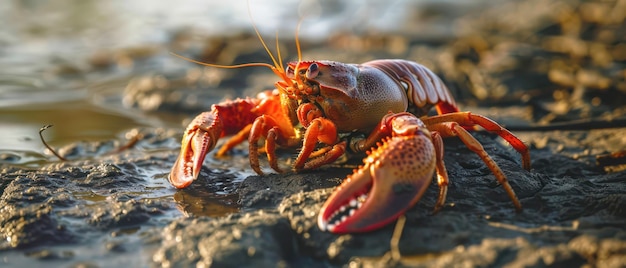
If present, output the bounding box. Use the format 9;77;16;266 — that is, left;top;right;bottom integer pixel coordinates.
286;66;295;78
306;63;319;79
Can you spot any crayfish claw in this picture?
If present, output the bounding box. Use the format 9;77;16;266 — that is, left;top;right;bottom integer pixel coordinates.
318;131;436;233
169;112;223;188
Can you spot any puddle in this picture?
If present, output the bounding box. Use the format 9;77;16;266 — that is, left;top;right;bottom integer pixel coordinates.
0;100;150;153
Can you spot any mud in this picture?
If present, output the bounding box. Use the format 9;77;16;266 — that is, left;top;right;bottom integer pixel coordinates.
1;0;626;267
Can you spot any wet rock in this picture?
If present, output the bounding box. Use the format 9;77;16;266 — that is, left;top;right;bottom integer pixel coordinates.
80;163;145;189
290;190;405;260
87;198;164;230
0;144;176;254
154;212;296;267
0;203;75;249
0;174;77;249
238;170;348;210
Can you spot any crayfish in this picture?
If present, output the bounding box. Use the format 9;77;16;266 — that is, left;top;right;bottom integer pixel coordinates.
168;23;530;234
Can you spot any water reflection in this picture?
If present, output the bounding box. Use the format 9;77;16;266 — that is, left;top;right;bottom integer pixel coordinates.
173;190;240;217
0;100;149;153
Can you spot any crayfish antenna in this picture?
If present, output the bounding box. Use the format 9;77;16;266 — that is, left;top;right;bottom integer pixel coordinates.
246;0;282;71
169;52;274;70
295;16;303;63
170;0;300;94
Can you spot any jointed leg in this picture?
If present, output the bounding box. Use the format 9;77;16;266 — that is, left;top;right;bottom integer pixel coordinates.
265;128;282;173
303;142;346;170
431;131;449;214
423;112;530;171
248;115;299;175
428;121;522;212
216;124;252;157
294;118;344;171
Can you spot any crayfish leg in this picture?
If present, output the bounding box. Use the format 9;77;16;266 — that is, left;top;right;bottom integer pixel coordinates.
294;117;341;171
303;142;346;170
422;112;531;171
216;124;252;157
431;131;449;214
248;115;300;175
427;121;523;212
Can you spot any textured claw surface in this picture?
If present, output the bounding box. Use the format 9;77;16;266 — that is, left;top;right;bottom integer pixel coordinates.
318;129;436;233
169;112;222;189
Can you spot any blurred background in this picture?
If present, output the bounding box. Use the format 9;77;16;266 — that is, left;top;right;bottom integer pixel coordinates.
0;0;624;164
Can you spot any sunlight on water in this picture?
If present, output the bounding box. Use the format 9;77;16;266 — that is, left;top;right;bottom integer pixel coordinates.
0;101;150;153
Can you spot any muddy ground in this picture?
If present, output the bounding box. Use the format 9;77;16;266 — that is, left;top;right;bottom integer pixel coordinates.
1;0;626;267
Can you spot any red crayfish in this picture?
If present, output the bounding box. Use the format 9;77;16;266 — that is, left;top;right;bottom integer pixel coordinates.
168;23;530;234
